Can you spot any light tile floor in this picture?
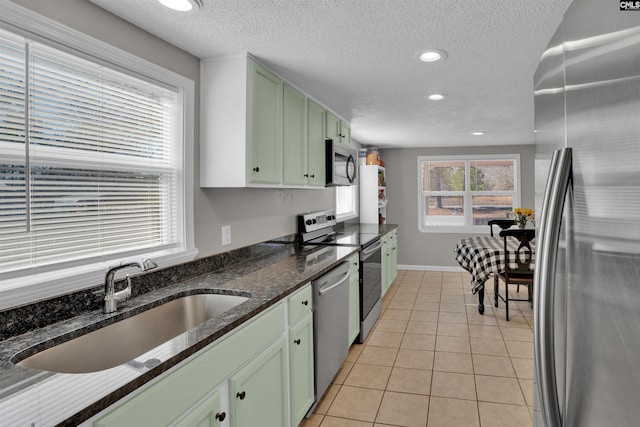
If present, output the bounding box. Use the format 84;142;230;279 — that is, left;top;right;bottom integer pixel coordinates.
300;269;534;427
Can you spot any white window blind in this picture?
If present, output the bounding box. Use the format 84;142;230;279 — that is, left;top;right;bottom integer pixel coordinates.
0;28;181;275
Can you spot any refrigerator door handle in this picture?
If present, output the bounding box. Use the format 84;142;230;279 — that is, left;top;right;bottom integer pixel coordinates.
534;147;572;427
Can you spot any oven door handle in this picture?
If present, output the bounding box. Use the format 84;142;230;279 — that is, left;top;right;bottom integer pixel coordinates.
362;240;382;255
318;270;351;296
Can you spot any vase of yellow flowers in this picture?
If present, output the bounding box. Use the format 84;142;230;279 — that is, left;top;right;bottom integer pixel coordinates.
513;208;535;229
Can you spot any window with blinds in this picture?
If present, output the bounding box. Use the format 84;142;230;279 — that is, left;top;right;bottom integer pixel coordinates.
0;27;182;275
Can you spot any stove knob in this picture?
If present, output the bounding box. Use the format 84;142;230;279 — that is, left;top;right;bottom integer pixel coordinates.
306;219;313;225
312;219;317;224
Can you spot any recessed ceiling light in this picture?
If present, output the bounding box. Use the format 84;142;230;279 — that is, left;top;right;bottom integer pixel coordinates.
415;49;448;63
472;131;486;136
158;0;202;12
426;93;446;101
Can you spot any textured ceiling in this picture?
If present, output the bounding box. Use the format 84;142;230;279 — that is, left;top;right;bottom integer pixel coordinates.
88;0;572;148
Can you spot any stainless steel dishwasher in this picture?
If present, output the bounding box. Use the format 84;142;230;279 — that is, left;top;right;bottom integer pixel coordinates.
311;261;351;410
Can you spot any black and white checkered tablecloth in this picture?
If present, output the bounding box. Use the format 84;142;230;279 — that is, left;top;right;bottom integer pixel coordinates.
454;236;536;294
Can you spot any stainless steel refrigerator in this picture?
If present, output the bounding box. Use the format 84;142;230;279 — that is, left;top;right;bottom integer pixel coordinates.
533;0;640;426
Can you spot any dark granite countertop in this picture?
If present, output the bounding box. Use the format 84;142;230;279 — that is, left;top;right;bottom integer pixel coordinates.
0;225;397;426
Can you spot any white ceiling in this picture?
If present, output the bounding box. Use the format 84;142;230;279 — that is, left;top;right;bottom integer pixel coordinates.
88;0;572;148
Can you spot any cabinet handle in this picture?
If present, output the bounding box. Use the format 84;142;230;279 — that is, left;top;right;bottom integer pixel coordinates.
236;391;246;400
353;262;358;266
253;166;260;172
215;412;226;422
294;339;301;345
301;300;308;306
304;174;316;178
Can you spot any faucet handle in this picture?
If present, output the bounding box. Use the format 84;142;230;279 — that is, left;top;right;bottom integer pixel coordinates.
121;274;133;300
141;258;158;271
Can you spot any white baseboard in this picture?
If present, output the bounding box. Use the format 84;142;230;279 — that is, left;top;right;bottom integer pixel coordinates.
398;264;465;273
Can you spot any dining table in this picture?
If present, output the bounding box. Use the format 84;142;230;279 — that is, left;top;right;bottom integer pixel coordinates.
454;234;536;314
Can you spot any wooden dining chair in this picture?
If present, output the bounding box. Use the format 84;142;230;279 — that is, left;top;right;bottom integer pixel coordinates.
494;228;535;321
487;219;515;236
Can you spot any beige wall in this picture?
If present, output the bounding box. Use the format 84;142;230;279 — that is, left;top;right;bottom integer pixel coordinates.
12;0;335;257
381;145;536;268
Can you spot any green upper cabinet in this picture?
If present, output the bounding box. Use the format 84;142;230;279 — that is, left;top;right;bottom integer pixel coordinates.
249;61;282;184
283;83;307;186
306;99;326;187
325;111;341;143
341;121;351;146
325;110;351;146
200;54;349;188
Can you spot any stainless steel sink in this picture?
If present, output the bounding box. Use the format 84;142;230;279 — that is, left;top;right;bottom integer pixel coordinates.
15;293;249;374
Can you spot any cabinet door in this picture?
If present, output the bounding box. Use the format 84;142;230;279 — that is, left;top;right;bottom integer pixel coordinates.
249;61;282;184
172;388;226;427
283;83;307;186
306;99;326;187
325;110;341;143
390;231;398;284
229;336;288;427
340;121;351;146
381;235;391;296
348;254;360;344
289;314;314;426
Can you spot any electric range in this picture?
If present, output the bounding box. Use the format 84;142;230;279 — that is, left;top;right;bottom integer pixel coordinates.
297;210;382;343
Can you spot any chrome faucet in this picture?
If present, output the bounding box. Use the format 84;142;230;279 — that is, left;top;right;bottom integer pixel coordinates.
103;259;157;313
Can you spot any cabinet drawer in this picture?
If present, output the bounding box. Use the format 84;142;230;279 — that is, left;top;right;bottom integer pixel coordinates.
288;283;312;325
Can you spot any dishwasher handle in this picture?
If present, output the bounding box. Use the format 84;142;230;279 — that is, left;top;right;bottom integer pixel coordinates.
362;240;382;256
318;269;351;296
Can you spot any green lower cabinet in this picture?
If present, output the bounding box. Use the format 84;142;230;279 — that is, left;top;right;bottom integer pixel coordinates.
289;313;314;426
381;234;391;297
171;388;225;427
390;231;398;284
381;231;398;296
94;305;285;427
229;336;288;427
348;254;360;344
93;289;316;427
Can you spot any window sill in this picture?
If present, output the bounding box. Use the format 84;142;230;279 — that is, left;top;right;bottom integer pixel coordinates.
336;212;359;223
0;248;199;311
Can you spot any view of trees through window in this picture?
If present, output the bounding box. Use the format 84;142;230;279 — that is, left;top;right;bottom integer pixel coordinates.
420;157;517;228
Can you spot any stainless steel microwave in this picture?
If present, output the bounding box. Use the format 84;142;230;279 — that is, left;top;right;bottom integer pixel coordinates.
325;139;357;186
